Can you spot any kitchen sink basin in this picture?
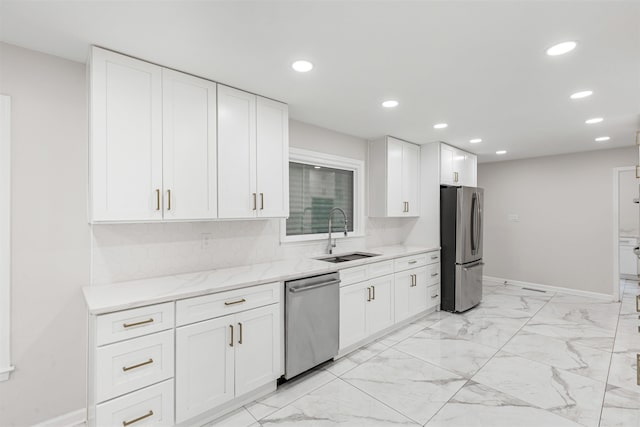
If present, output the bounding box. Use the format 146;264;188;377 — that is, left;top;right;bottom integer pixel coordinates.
316;252;380;263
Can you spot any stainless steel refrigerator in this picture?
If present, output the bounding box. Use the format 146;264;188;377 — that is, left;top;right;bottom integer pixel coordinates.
440;186;484;312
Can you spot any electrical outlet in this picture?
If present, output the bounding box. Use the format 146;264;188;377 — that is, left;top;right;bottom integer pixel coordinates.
201;233;212;249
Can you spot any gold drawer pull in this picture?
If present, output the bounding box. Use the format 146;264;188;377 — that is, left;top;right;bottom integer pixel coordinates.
123;318;154;328
224;298;246;306
123;410;153;426
408;260;418;265
260;192;264;210
637;354;640;386
372;285;376;300
238;322;243;344
636;295;639;312
122;358;153;372
430;255;438;260
367;287;372;302
252;193;257;210
431;294;439;299
229;324;234;347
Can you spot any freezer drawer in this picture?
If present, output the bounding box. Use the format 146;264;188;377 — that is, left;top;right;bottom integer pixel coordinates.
455;261;483;312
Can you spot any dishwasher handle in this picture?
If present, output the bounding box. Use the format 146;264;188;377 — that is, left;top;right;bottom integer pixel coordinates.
288;279;341;293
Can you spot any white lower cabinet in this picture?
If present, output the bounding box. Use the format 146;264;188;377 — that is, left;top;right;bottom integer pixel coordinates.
96;379;174;427
394;267;429;323
339;275;394;350
175;303;280;423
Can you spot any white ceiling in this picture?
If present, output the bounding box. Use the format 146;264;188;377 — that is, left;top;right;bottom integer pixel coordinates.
1;1;639;163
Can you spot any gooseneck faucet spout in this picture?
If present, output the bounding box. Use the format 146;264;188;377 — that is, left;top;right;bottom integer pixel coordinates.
327;207;348;254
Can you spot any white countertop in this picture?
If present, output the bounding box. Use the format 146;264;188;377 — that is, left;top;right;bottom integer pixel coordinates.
83;245;438;315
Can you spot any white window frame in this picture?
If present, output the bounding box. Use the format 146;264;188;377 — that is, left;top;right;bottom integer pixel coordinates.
281;148;365;243
0;95;13;381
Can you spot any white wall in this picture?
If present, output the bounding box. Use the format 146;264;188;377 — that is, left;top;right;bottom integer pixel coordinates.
0;43;90;426
91;120;415;284
478;146;636;295
619;169;639;236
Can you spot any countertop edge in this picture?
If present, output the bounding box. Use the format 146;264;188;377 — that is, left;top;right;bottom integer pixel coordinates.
83;245;440;315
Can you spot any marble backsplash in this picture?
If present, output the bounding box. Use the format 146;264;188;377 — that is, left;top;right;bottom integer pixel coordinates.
90;217;417;285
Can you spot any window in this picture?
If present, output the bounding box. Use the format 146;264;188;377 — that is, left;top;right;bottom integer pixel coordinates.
282;148;364;242
0;95;12;381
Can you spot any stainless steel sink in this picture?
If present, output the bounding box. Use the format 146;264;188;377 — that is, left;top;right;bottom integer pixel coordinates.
316;252;380;263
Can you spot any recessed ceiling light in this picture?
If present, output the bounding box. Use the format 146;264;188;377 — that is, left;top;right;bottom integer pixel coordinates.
496;150;507;155
291;60;313;72
469;138;482;144
570;90;593;99
434;123;448;129
546;41;577;56
314;166;321;169
585;117;603;124
595;136;610;142
382;100;399;108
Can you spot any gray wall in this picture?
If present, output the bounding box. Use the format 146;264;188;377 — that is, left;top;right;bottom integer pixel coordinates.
0;43;91;425
478;146;636;295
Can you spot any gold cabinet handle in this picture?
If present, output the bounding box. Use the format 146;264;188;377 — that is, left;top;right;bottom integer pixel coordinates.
431;294;439;299
238;322;243;344
367;287;372;302
155;189;160;211
167;189;171;210
224;298;246;306
122;410;153;426
122;358;153;372
406;202;409;212
635;295;640;312
431;255;438;260
454;172;459;182
372;285;376;300
123;318;154;328
252;193;257;210
260;193;264;210
637;354;640;385
229;324;234;347
431;272;439;277
408;260;417;265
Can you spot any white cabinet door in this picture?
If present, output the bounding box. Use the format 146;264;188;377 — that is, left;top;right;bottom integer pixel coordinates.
256;97;289;218
386;137;405;216
175;316;234;423
408;267;429;316
394;270;412;323
366;275;395;335
90;47;163;222
620;244;640;276
440;144;455;186
339;282;369;350
162;69;217;220
461;153;477;187
217;85;257;219
234;304;281;396
402;142;420;216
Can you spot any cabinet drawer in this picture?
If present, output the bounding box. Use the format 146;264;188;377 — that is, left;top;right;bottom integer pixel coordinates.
96;330;174;403
367;260;394;278
394;254;428;272
96;379;174;427
427;263;441;285
428;284;441;308
176;282;280;326
339;265;367;287
96;302;174;346
426;251;440;265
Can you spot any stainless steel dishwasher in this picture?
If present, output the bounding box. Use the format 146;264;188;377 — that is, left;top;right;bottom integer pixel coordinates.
284;272;340;379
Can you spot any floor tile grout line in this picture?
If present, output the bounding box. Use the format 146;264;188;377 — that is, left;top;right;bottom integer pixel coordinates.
596;280;627;427
422;288;557;426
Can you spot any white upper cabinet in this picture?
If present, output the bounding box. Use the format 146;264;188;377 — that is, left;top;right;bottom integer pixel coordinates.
162;69;218;220
90;47;163;222
218;85;289;219
368;136;420;217
256;97;289;218
439;143;477;187
89;47;289;222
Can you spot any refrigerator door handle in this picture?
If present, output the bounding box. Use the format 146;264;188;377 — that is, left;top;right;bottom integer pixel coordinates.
470;193;477;253
476;192;482;256
463;261;485;271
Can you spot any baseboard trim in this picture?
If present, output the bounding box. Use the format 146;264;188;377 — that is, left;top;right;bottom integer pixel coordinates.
483;276;614;301
33;408;85;427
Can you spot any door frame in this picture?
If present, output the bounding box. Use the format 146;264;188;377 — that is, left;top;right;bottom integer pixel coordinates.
612;166;637;302
0;94;13;381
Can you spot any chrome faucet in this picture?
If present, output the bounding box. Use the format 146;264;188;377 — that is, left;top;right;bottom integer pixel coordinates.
327;208;348;254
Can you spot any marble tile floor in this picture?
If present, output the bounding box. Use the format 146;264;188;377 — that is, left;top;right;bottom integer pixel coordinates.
205;280;640;427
